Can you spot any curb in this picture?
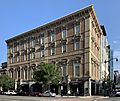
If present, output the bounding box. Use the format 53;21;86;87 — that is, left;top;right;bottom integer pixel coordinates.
56;95;109;99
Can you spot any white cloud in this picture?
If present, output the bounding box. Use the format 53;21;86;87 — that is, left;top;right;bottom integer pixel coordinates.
113;40;120;44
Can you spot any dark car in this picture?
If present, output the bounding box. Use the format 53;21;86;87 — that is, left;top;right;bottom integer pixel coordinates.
17;91;29;96
17;84;29;96
0;91;3;95
30;92;42;97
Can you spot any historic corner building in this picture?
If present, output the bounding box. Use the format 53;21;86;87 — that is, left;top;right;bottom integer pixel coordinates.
6;5;110;96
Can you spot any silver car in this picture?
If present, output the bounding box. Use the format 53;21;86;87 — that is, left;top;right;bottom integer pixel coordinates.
116;90;120;96
43;90;56;97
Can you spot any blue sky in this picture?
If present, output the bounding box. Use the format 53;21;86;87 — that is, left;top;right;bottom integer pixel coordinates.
0;0;120;70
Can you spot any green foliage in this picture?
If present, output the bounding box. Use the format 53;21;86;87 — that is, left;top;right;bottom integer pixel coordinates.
0;74;15;91
33;62;61;85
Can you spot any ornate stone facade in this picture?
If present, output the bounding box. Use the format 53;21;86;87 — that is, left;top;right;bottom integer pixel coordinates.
6;5;104;96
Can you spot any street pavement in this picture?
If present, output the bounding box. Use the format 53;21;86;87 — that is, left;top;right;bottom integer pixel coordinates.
98;97;120;101
0;95;120;101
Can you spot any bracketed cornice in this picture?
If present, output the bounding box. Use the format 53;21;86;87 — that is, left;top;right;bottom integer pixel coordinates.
6;5;102;43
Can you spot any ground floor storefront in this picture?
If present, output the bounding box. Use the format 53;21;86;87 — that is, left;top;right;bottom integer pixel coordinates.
15;77;101;96
60;78;100;96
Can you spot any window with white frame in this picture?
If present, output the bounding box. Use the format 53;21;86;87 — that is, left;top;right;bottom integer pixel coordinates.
16;42;19;51
91;60;94;76
27;37;30;48
25;69;27;80
41;33;44;45
11;71;13;79
24;39;27;50
18;70;20;78
17;56;20;62
9;45;13;53
23;54;27;61
33;53;35;59
28;54;30;61
31;36;36;47
41;49;44;57
30;52;35;59
94;63;96;77
23;69;25;80
30;37;32;48
31;68;33;79
74;41;80;50
21;54;24;62
74;63;80;77
14;42;17;52
62;29;67;39
20;40;24;50
75;23;80;35
9;45;14;64
62;43;67;53
51;31;55;42
27;68;30;79
38;35;40;44
30;53;32;60
61;64;67;76
10;57;14;64
51;47;55;55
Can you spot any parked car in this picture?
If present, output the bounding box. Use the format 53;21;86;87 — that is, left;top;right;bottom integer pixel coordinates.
4;90;17;95
43;90;56;97
115;85;120;96
109;91;116;97
17;91;29;96
116;90;120;96
0;91;3;95
17;84;29;96
30;92;42;97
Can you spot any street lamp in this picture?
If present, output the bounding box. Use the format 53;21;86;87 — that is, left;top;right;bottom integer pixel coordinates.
104;58;118;63
104;58;118;80
104;58;118;96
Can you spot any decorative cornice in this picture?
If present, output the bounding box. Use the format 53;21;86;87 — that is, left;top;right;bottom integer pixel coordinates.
89;6;102;35
6;5;93;43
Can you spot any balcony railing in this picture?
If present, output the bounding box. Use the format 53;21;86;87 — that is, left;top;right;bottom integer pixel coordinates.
60;38;67;44
48;41;55;47
15;51;20;56
72;34;80;42
30;47;35;52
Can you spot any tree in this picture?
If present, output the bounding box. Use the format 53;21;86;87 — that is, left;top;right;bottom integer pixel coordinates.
0;74;15;91
33;62;61;90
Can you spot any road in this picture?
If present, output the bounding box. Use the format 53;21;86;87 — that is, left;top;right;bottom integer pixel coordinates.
0;95;120;101
0;95;49;101
99;97;120;101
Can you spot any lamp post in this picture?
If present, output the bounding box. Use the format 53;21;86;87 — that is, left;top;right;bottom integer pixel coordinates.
104;58;118;96
104;58;118;81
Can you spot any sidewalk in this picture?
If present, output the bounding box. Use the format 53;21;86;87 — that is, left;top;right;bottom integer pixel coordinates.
54;95;109;101
79;96;109;99
56;95;109;99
